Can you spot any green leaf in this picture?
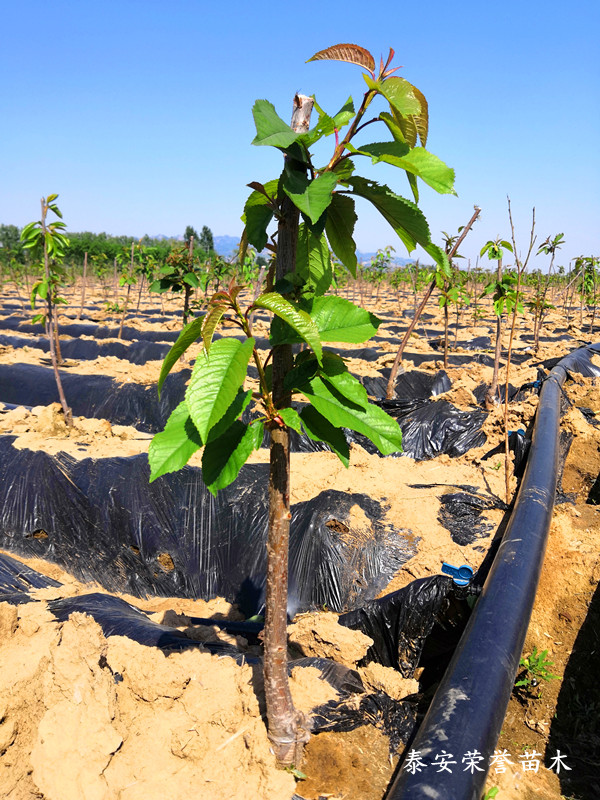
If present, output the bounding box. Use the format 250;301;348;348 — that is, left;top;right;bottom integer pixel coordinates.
331;158;356;183
277;407;303;433
392;148;456;195
283;171;338;224
379;77;422;116
312;296;380;342
253;292;322;363
425;242;451;275
271;296;380;345
37;279;49;300
157;315;205;396
347;177;430;254
20;222;40;242
202;420;264;495
148;401;202;482
300;405;350;467
202;304;228;352
332;96;355;128
347;140;410;163
243;179;278;251
325;193;358;277
296;224;332;295
183;272;200;288
46;193;58;203
185;337;255;442
207;388;253;442
251;100;299;149
303;376;403;456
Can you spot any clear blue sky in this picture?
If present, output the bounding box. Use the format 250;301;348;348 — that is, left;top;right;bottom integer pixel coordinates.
1;0;598;269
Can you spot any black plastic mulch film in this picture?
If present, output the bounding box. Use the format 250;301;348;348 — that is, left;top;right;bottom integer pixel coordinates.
1;310;599;795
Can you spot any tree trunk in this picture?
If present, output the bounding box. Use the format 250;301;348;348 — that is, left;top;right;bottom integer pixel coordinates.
78;252;87;320
443;288;449;368
485;257;503;409
183;284;192;326
136;273;144;313
386;207;480;399
118;243;135;338
264;93;313;768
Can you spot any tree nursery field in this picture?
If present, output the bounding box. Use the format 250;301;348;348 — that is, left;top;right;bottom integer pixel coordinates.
1;44;599;800
0;263;599;800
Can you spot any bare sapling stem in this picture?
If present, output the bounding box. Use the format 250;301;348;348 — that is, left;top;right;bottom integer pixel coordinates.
264;93;313;768
386;206;480;399
118;242;135;339
78;251;87;320
485;256;504;410
443;293;449;368
136;273;144;312
503;201;536;501
183;236;194;326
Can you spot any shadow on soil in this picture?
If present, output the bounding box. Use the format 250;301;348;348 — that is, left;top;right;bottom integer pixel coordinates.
549;578;600;798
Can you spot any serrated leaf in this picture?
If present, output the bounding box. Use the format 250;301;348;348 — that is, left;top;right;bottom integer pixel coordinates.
272;296;380;345
207;388;253;442
202;420;264;495
148;401;202;482
347;176;430;253
307;43;375;73
183;272;200;287
283;171;338;224
425;242;451;275
243;179;278;251
332;96;355;128
251;99;299;149
186;337;255;442
388;87;428;149
388;148;456;195
303;376;403;455
311;296;380;342
157;314;205;396
254;292;322;363
277;407;303;433
332;158;355;183
379;77;421;117
325;193;358;277
202;304;227;352
300;405;349;467
347;140;410;164
296;224;332;295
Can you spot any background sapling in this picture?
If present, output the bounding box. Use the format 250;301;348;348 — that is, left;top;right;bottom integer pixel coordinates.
20;195;72;426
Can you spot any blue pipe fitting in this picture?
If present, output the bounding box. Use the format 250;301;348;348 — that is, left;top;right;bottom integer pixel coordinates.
441;562;474;586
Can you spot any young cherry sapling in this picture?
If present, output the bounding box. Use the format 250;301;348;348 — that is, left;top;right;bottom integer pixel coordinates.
148;43;455;767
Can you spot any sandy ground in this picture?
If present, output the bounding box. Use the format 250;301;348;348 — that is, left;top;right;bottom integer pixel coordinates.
0;284;599;799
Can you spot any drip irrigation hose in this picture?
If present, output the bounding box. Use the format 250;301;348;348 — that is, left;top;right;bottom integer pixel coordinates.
387;361;569;800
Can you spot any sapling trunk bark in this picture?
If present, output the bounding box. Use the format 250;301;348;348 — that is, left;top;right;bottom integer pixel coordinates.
264;93;313;768
78;252;87;320
485;256;503;410
386;207;480;399
118;243;135;339
136;273;144;313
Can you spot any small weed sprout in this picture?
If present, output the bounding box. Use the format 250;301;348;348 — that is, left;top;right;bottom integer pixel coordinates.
514;646;559;697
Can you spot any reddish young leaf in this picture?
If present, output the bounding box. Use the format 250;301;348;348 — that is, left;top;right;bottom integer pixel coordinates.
307;44;375;73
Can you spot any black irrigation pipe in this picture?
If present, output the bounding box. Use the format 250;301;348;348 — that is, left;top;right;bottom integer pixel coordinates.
387;347;600;800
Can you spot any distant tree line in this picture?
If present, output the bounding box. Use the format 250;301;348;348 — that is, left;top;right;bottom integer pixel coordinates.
0;223;216;266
